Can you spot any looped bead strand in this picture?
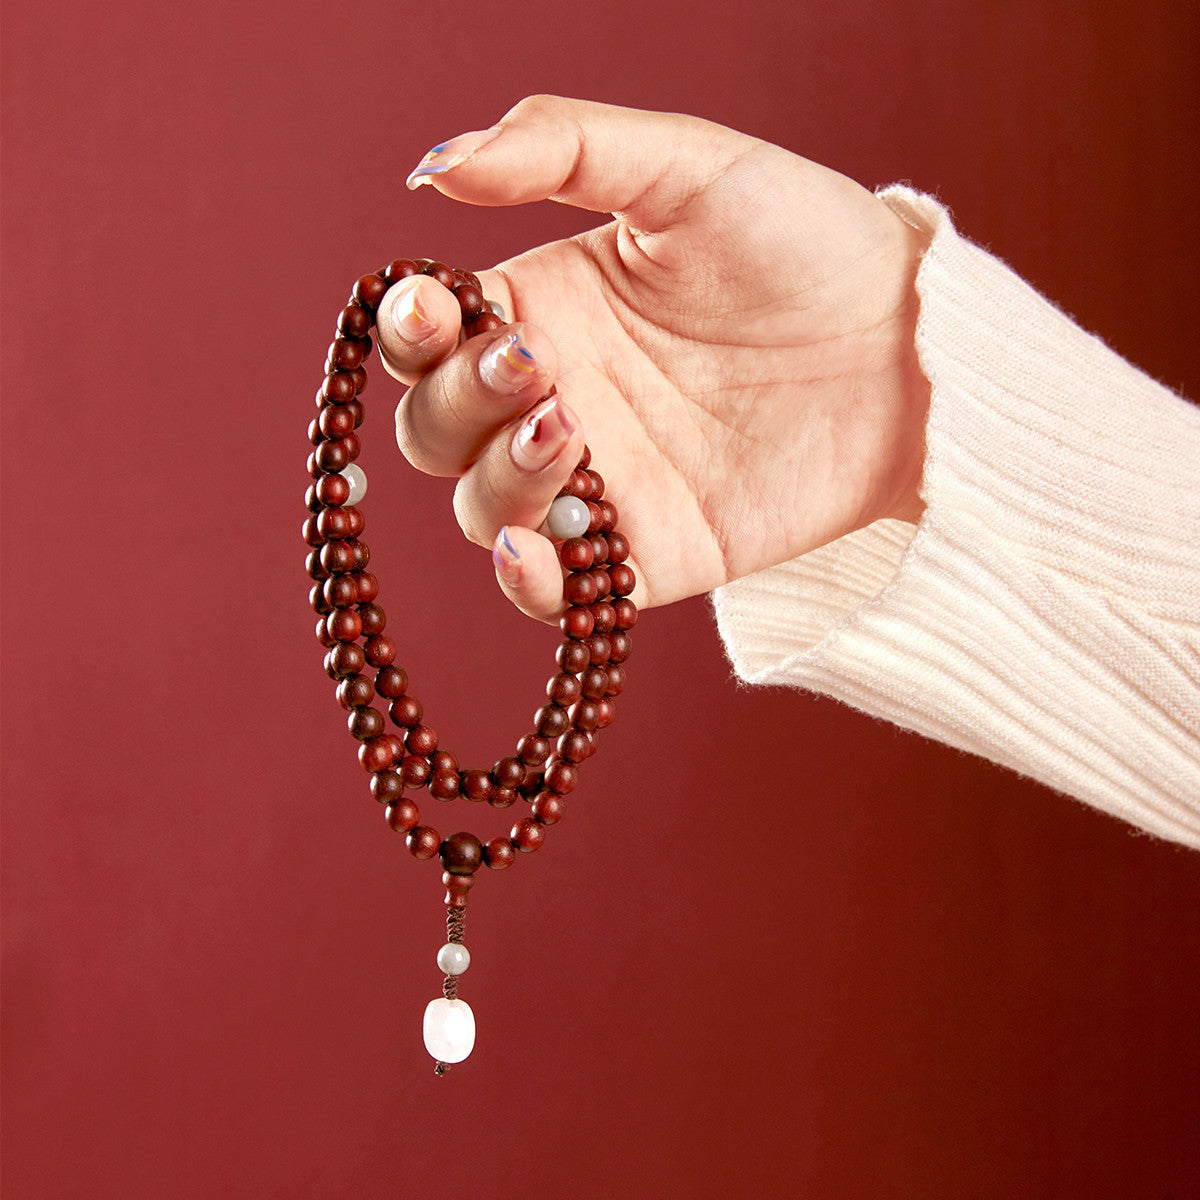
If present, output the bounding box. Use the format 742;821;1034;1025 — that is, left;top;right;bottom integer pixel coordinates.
305;258;637;1072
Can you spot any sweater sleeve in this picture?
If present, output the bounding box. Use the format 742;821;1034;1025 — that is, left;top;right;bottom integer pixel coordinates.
711;187;1200;849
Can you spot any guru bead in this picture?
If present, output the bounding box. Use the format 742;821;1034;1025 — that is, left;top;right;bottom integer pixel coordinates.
546;494;590;539
423;997;475;1064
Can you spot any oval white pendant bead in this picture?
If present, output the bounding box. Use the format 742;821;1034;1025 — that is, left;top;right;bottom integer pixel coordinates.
546;495;590;539
423;997;476;1064
338;463;368;505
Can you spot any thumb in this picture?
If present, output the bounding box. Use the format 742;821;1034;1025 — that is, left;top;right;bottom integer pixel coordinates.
405;94;753;234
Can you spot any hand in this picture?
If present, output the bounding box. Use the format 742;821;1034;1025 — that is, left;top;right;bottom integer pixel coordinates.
377;95;930;620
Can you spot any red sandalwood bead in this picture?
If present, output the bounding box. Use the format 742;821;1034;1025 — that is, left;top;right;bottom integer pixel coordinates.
439;832;484;875
376;666;409;699
405;724;438;756
336;673;372;708
492;756;526;788
460;769;493;803
363;635;395;666
532;794;566;825
401;756;431;788
386;799;420;832
389;695;422;726
348;706;384;741
406;826;440;860
484;838;516;869
429;769;460;800
359;737;397;772
511;818;545;853
371;770;404;804
544;760;578;795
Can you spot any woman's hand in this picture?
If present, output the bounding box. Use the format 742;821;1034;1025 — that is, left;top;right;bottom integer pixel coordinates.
377;95;930;620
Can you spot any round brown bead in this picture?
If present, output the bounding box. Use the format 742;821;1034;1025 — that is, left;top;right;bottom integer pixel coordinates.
405;724;438;756
389;695;422;727
564;572;597;607
559;537;594;571
516;734;552;766
324;575;359;609
375;666;409;699
385;799;420;832
484;838;516;870
534;704;570;737
359;737;397;772
609;631;633;662
363;635;395;666
406;826;440;860
326;609;362;642
532;794;566;825
492;756;526;789
556;640;590;674
352;274;389;309
353;571;379;604
560;607;594;640
401;756;431;788
357;602;386;636
547;673;582;706
439;831;484;875
348;706;385;741
606;531;630;563
510;818;545;854
371;770;404;804
338;304;372;338
429;769;460;801
489;786;517;809
327;642;365;678
544;760;578;795
460;769;493;803
557;730;591;764
431;749;459;774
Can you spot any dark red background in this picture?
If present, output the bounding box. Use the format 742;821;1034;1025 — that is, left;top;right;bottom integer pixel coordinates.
3;1;1198;1197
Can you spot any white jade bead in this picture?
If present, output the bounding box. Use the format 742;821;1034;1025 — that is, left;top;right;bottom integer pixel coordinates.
488;299;506;322
546;495;590;539
436;942;470;976
339;463;367;505
423;997;475;1063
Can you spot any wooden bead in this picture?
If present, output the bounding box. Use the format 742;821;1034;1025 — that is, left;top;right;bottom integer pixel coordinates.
560;607;594;640
564;572;597;606
363;635;395;666
401;757;431;788
371;770;404;804
484;838;516;870
532;794;566;825
429;769;460;800
375;666;409;699
544;760;577;795
324;575;359;609
389;695;422;726
385;799;419;832
547;673;582;706
406;826;440;860
559;537;594;571
510;818;544;853
556;640;590;674
609;631;633;662
353;570;379;603
337;304;372;338
516;734;552;765
534;704;569;737
606;531;630;563
326;609;362;642
405;724;438;756
352;274;389;309
348;706;385;741
359;737;397;772
460;769;493;803
315;472;350;506
492;756;526;789
439;832;484;875
327;642;365;677
557;730;591;764
358;602;386;636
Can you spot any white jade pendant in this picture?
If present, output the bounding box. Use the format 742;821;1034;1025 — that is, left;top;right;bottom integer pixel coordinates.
423;997;475;1063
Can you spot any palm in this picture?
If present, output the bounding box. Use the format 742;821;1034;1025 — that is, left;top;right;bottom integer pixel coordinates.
490;144;926;606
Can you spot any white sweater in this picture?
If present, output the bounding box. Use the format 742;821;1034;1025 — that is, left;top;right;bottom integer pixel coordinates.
712;187;1200;850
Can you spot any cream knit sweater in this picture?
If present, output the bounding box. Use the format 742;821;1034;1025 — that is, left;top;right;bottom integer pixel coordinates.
712;188;1200;849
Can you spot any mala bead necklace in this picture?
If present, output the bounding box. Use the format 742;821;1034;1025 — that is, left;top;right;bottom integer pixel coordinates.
304;258;637;1074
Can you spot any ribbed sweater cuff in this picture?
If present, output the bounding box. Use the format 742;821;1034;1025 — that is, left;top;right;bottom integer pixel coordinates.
712;187;1200;847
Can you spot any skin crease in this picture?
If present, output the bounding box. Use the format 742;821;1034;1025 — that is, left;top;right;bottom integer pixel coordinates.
379;95;931;623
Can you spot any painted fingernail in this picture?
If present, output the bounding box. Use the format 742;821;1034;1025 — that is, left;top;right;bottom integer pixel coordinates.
406;127;502;190
389;277;436;340
511;396;575;472
492;526;521;584
479;331;539;394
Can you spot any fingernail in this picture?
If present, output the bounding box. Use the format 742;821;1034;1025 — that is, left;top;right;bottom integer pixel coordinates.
492;526;521;584
406;127;502;190
511;396;575;472
390;277;435;340
479;331;539;394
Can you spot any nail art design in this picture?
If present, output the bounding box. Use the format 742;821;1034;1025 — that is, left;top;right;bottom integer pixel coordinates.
492;527;521;583
405;127;502;190
479;332;538;393
393;278;434;337
511;397;575;471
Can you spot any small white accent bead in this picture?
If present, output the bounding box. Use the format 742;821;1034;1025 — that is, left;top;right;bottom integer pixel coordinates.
488;299;506;321
546;495;590;539
339;463;367;505
423;997;475;1063
436;942;470;976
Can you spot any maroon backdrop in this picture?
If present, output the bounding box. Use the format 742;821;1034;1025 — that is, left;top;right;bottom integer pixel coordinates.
3;1;1198;1197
